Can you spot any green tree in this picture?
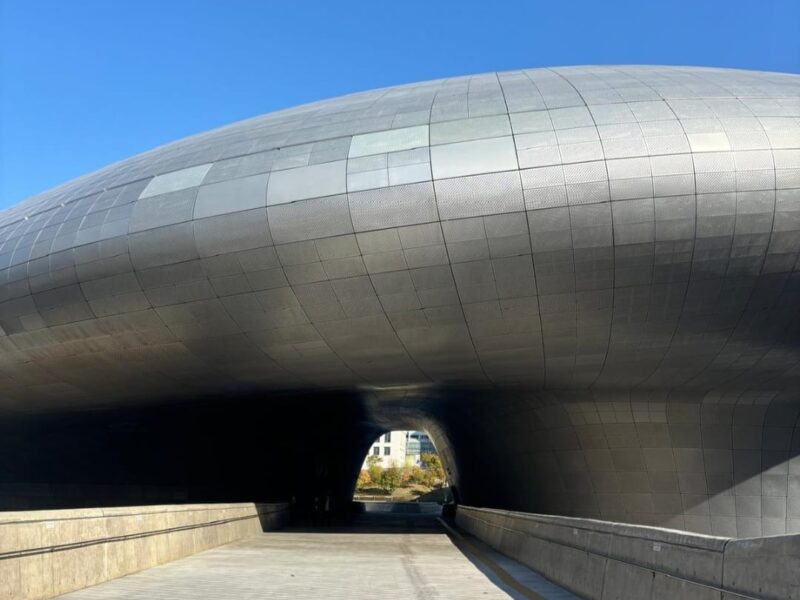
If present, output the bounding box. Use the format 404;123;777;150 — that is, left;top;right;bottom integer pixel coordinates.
379;465;402;494
420;453;445;488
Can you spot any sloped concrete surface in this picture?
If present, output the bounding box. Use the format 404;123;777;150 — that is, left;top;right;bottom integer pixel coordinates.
54;507;575;600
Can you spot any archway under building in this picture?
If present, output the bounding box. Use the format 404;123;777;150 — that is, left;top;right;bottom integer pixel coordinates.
1;385;797;537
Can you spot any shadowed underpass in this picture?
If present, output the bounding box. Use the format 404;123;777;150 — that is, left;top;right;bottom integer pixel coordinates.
1;65;799;599
53;503;576;600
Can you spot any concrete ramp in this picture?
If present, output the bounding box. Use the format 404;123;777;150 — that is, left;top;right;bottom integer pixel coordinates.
54;505;577;600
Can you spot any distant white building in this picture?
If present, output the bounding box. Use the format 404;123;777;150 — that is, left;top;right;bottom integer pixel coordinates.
361;430;438;470
362;431;408;469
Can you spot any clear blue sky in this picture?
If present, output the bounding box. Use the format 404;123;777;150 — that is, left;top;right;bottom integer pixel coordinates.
1;0;798;208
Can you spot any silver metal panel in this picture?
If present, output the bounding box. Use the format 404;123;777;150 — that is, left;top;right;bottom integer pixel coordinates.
129;188;198;233
268;194;353;244
139;164;212;198
430;137;518;179
194;173;269;218
202;151;275;184
266;160;347;205
434;172;524;219
430;115;511;145
349;125;429;158
194;208;271;257
349;182;437;230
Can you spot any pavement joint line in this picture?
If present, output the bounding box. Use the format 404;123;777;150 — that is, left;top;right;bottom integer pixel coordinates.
437;517;549;600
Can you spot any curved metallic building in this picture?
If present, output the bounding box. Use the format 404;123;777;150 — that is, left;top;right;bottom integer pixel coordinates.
1;66;799;536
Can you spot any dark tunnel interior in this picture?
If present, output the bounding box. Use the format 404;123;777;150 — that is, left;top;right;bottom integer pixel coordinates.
0;389;471;514
2;387;799;536
0;392;383;515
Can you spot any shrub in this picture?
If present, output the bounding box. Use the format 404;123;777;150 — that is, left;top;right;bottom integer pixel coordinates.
379;465;402;493
356;469;371;490
410;465;425;484
368;463;382;484
400;467;412;484
420;453;445;488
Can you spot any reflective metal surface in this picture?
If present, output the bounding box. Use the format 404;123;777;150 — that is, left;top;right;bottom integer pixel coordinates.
1;66;799;535
2;65;798;408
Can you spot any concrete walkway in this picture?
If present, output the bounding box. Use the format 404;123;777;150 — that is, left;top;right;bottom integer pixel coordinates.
57;506;578;600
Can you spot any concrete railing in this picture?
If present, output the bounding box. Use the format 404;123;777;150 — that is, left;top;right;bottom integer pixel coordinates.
456;505;799;600
0;502;288;600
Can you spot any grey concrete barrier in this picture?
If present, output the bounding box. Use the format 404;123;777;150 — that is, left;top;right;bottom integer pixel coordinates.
455;505;799;600
0;502;288;600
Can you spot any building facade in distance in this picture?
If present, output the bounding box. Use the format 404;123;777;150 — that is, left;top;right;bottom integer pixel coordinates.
362;431;409;469
361;430;438;469
406;431;437;463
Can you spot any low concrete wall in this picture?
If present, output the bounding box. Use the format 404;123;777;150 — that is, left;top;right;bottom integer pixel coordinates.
0;502;288;600
456;505;799;600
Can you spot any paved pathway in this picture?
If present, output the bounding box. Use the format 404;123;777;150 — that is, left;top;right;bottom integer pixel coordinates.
57;506;578;600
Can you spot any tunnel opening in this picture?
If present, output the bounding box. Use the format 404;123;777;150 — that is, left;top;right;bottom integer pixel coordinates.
352;430;451;504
